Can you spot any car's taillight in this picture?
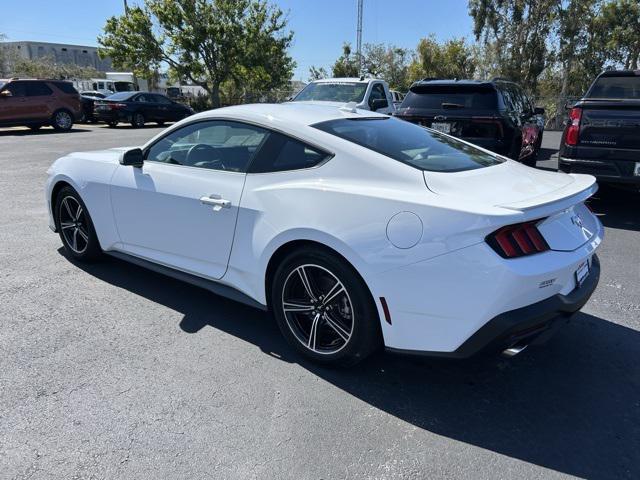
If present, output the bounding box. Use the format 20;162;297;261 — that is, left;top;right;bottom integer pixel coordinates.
565;107;582;145
486;220;549;258
110;103;127;110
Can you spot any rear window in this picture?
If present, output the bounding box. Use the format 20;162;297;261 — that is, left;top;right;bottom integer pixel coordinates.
588;75;640;99
52;82;78;95
294;82;368;103
106;92;136;101
313;117;503;172
402;84;498;110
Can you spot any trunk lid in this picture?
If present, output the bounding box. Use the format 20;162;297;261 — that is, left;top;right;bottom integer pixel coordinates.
578;100;640;150
424;161;599;251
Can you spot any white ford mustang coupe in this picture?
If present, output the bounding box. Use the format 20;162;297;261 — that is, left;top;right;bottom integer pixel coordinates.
46;103;603;366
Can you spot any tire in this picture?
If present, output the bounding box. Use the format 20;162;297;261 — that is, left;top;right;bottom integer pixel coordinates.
54;186;102;262
271;247;382;367
51;109;74;131
107;121;118;128
131;113;145;128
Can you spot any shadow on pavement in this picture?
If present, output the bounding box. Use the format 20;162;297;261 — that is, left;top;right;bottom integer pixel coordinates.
0;127;91;137
588;186;640;232
61;249;639;479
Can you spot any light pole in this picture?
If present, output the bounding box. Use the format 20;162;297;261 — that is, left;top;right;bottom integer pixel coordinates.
356;0;363;76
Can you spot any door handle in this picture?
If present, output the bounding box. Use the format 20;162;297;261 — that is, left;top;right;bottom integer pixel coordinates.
200;194;231;211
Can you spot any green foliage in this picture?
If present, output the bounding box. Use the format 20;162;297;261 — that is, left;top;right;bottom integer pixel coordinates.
332;43;360;78
308;65;329;82
98;0;295;108
408;36;477;84
469;0;557;93
362;44;411;91
598;0;640;69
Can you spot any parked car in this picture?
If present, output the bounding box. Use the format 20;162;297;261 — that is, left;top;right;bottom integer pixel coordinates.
46;103;602;366
558;70;640;188
290;77;395;114
94;92;194;128
0;78;82;131
79;91;106;123
390;89;405;109
394;78;544;166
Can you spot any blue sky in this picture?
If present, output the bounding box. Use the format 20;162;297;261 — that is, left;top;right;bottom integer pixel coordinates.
0;0;475;81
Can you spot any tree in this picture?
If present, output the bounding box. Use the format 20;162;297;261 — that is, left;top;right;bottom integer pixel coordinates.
469;0;557;92
308;65;328;82
98;0;295;108
362;43;411;90
408;36;477;83
332;43;360;78
11;56;99;80
597;0;640;70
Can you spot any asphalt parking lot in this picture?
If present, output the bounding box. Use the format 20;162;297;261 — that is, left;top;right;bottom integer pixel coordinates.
1;124;639;479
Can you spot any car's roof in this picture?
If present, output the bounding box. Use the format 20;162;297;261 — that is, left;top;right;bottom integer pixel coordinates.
189;102;387;127
312;77;381;84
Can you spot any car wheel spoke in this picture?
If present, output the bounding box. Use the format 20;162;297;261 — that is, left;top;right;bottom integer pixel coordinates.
76;227;89;242
308;313;321;350
62;198;74;219
72;228;79;251
296;266;317;301
60;222;75;230
75;205;83;221
321;280;345;307
323;312;350;342
283;301;314;312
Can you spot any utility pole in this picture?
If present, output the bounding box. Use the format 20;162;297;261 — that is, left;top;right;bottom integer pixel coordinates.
356;0;363;76
124;0;129;14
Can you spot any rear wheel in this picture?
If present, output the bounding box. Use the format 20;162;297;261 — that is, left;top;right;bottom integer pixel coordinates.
51;109;74;131
107;121;118;128
131;113;145;128
271;247;382;367
54;186;102;262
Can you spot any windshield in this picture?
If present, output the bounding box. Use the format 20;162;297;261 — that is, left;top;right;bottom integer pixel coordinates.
402;85;498;110
313;117;504;172
588;75;640;99
0;81;6;90
294;82;368;103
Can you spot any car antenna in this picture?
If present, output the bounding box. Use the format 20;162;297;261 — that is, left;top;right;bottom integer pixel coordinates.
340;102;359;113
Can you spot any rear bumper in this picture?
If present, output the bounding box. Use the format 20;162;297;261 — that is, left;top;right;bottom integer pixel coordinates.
95;110;130;123
387;254;600;358
559;157;640;185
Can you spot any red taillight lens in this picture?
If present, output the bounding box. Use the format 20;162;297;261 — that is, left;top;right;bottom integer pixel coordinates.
110;103;127;110
486;220;550;258
565;107;582;146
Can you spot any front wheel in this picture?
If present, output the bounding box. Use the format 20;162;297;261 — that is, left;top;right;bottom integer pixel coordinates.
54;186;102;262
51;109;74;131
271;248;382;367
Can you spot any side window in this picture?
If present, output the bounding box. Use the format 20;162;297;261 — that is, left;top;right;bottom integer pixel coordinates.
368;83;386;108
136;94;151;103
249;132;330;173
52;82;78;95
27;82;53;97
499;86;515;111
4;82;27;97
145;120;268;172
153;94;172;104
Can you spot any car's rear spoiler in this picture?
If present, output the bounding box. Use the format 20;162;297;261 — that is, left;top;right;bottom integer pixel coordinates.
496;174;598;212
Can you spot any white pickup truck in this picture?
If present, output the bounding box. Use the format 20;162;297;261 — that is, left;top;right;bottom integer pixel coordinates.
290;77;395;114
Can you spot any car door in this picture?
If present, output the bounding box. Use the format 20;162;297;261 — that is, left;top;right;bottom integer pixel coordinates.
151;94;176;122
109;119;269;279
25;81;54;121
0;81;29;123
134;93;157;120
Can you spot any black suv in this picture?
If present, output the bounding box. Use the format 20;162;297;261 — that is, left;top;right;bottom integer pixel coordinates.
394;79;544;166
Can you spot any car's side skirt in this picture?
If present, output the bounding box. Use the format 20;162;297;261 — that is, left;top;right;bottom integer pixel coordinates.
105;250;268;311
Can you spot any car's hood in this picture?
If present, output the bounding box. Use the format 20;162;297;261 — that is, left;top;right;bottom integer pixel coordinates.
67;146;139;163
423;160;597;212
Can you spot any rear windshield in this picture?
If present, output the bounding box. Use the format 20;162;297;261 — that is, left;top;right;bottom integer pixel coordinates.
313;117;503;172
293;82;368;103
106;92;136;101
401;84;498;110
588;75;640;99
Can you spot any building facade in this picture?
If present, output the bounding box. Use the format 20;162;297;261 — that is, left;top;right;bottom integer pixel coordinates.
1;41;112;73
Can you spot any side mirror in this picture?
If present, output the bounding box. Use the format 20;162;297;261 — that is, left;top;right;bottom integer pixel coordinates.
534;106;545;115
370;98;388;111
120;148;144;167
0;90;12;98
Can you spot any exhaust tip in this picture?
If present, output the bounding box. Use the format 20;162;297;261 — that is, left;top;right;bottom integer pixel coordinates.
502;343;528;358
